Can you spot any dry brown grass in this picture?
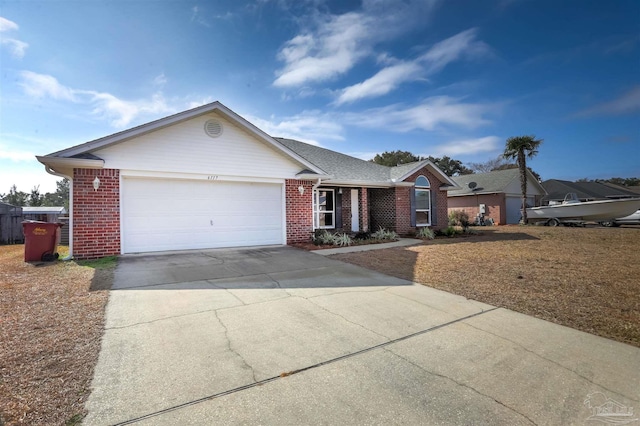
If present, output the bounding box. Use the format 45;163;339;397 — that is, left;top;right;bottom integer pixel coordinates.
331;226;640;347
0;245;112;425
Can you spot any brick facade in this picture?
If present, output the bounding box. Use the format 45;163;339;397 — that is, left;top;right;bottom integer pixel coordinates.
73;168;120;259
368;167;449;236
359;187;369;232
285;179;313;244
448;193;506;225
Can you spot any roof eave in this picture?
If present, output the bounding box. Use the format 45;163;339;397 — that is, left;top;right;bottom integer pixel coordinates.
296;173;333;180
323;179;398;188
395;160;459;187
37;156;104;176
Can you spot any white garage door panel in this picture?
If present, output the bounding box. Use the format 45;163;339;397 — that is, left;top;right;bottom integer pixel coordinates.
123;178;283;253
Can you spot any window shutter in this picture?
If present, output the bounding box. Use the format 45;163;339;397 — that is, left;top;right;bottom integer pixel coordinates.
410;188;416;227
335;190;343;229
431;189;437;226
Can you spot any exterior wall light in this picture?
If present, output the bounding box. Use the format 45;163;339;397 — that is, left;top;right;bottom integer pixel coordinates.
93;176;101;191
298;185;305;195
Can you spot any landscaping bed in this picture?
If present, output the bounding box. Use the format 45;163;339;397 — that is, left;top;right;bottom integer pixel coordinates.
0;245;113;425
331;226;640;347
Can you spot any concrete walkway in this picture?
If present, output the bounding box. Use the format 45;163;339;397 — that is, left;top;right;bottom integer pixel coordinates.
85;246;640;425
312;238;422;255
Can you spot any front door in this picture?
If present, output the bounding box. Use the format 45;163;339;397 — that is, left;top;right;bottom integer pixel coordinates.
351;189;359;232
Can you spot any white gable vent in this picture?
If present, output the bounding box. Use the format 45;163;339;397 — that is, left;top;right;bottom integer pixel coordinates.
204;119;223;138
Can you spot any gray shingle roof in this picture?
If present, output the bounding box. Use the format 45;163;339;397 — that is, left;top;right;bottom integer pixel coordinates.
276;138;395;182
541;180;640;201
449;168;521;196
276;138;459;188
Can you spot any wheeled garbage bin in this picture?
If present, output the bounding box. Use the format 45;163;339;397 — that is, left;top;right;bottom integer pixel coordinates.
22;221;62;262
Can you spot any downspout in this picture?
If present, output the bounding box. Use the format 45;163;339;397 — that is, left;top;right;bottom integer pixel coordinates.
45;166;74;260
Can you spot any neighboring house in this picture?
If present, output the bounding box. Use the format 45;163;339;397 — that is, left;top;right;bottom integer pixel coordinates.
37;101;458;259
541;179;640;203
0;202;23;244
448;168;546;225
22;206;67;222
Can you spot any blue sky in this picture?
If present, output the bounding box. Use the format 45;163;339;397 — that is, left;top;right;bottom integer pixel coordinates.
1;0;639;194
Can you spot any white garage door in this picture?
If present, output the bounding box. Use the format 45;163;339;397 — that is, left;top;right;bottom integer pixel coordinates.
122;178;284;253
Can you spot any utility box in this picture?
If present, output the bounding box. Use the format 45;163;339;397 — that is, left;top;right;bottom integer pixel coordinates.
479;204;486;214
22;221;62;262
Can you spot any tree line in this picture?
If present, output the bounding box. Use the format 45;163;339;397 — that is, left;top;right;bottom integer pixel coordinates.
370;150;542;180
1;179;70;210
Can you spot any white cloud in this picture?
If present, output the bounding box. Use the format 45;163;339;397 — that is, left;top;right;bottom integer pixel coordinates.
273;0;439;88
0;16;28;58
0;16;18;32
345;97;494;132
336;28;490;104
153;73;167;86
19;71;76;101
18;71;176;128
0;144;34;162
575;86;640;117
190;6;211;27
1;38;28;58
335;62;424;105
419;28;489;74
425;136;501;157
244;110;344;146
187;96;215;109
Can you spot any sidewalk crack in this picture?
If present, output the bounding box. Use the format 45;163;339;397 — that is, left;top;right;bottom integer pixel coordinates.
385;348;538;425
213;310;258;383
460;321;637;403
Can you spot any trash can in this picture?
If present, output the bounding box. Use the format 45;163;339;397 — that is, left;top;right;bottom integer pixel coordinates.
22;221;62;262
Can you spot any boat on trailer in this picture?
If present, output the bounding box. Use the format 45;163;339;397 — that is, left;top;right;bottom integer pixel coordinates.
526;193;640;226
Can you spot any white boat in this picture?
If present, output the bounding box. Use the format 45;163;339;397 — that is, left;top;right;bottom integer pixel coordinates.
526;193;640;225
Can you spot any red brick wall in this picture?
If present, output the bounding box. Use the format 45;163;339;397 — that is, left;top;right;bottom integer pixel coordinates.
401;167;449;232
359;187;369;232
73;168;120;259
395;186;413;234
448;193;506;225
286;179;313;243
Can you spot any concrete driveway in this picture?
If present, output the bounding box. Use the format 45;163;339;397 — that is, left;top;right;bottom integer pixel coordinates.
85;246;639;425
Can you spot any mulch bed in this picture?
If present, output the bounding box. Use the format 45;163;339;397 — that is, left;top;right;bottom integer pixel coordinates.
330;226;640;348
0;246;112;425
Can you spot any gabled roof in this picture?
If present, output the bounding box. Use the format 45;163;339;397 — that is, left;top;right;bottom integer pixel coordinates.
36;100;458;188
276;138;459;188
276;138;390;182
541;179;640;201
38;101;326;177
449;168;545;196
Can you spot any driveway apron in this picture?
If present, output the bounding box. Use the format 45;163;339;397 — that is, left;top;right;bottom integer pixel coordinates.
84;246;640;425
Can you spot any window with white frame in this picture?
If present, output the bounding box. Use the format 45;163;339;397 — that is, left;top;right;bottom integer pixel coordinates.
313;189;335;229
415;175;431;226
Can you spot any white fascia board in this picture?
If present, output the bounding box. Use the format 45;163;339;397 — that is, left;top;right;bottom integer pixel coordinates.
37;156;104;175
395;160;459;188
448;191;500;197
322;180;397;188
296;173;332;180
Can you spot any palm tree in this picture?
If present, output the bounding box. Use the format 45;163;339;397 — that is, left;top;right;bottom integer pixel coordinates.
503;135;543;224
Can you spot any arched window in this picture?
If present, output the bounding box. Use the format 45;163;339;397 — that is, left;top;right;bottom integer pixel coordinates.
415;175;431;226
